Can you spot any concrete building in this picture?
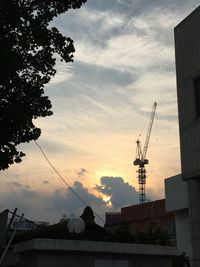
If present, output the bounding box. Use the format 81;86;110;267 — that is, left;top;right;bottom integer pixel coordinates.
2;238;178;267
174;5;200;266
104;212;120;226
165;174;192;257
0;207;178;267
105;212;121;226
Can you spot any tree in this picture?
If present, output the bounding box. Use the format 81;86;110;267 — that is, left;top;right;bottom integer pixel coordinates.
0;0;87;170
172;253;191;267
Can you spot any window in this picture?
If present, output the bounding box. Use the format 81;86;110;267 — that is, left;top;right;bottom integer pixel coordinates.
194;76;200;118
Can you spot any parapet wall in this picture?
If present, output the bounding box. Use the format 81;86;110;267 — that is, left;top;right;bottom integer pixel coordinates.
6;239;179;267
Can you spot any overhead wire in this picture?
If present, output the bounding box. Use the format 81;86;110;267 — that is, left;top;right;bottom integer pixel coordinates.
34;140;105;223
8;210;38;226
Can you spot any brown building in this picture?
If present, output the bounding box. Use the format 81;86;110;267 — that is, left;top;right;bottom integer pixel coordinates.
105;212;121;226
105;199;176;242
122;199;175;237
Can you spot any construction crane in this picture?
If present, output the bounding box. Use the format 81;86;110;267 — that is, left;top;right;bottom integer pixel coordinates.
133;102;157;204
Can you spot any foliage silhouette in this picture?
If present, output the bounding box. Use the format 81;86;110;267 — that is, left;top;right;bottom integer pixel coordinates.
134;222;169;245
12;220;171;246
172;253;191;267
0;0;86;170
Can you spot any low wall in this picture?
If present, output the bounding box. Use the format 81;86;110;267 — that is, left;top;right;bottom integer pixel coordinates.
8;239;178;267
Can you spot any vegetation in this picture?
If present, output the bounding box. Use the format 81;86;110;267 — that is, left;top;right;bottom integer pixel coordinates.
135;222;169;245
0;0;86;170
12;220;170;246
172;253;191;267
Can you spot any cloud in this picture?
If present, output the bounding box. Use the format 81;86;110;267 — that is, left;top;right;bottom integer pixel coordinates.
52;0;187;74
85;0;125;13
0;178;151;225
87;0;199;16
75;168;88;177
46;0;182;141
35;138;72;154
130;72;176;113
53;181;105;213
50;0;200;80
75;34;171;73
49;62;74;85
0;181;107;225
72;61;134;88
42;60;138;138
52;5;125;49
95;176;139;209
8;181;22;188
47;61;134;98
7;181;31;189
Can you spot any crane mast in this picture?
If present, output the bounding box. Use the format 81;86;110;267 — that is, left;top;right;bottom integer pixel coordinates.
133;102;157;204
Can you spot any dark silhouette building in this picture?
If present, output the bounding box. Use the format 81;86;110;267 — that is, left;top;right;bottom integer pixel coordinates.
174;5;200;266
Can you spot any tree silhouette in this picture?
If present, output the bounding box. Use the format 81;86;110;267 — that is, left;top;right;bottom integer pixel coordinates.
0;0;86;170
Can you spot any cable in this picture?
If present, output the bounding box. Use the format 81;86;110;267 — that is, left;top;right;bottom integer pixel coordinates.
8;210;38;226
34;140;105;223
138;115;149;141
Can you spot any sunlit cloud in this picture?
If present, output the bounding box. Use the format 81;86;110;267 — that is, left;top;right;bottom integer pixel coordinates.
130;72;176;112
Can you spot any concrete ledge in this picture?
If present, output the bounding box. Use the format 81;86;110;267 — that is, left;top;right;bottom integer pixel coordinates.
165;174;189;212
14;238;178;256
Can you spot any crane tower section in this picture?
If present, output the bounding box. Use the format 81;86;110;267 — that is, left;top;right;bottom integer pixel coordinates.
133;102;157;204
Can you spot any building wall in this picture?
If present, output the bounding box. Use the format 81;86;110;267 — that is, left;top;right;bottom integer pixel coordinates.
165;174;189;212
175;6;200;266
187;179;200;266
7;239;178;267
165;175;191;257
126;216;175;238
15;252;175;267
121;200;175;238
105;212;121;226
175;6;200;180
175;210;192;257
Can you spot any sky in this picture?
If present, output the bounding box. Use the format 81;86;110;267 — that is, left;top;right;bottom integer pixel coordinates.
1;0;199;225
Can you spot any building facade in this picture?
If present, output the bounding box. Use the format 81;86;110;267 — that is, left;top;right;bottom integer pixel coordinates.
121;199;175;239
165;174;192;257
174;6;200;266
2;238;178;267
105;199;176;243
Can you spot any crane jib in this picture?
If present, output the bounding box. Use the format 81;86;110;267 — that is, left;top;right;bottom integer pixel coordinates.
133;102;157;204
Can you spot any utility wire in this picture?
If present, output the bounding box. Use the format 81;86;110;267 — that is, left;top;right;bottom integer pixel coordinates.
34;140;105;223
8;210;38;226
